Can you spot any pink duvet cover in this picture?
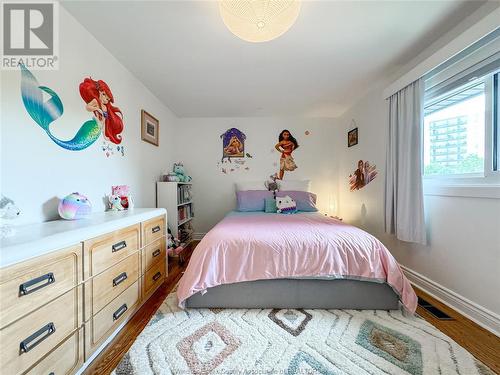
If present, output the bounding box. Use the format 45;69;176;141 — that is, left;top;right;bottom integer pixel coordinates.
177;212;417;313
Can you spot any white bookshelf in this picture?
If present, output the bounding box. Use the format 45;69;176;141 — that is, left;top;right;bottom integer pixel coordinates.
156;182;194;242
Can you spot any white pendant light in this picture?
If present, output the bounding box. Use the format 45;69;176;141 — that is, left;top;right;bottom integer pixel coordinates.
219;0;301;43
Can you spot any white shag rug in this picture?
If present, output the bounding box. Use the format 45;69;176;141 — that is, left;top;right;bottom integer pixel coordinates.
113;286;494;375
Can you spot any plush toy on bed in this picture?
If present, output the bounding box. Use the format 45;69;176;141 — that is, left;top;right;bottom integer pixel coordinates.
276;195;297;214
173;163;192;183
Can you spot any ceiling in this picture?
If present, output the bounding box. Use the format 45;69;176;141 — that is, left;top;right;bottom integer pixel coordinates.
62;1;486;118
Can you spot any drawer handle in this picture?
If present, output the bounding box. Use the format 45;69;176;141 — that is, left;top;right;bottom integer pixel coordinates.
112;240;127;252
153;271;162;281
113;303;128;321
152;225;161;233
19;322;56;354
112;272;128;287
19;272;55;296
152;249;161;257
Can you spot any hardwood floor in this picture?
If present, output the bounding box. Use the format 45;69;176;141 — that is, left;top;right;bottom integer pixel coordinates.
84;243;500;374
414;287;500;374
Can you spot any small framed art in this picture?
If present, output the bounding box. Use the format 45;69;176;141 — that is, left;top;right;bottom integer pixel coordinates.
348;127;358;147
141;110;159;146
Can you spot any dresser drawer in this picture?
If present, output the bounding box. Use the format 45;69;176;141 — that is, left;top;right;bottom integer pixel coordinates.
142;237;166;274
86;252;140;318
26;328;83;375
0;288;80;375
0;245;81;329
142;216;165;247
84;224;140;278
86;280;139;357
143;258;166;299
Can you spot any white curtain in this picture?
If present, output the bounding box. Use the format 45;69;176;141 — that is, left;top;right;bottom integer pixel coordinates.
385;78;427;245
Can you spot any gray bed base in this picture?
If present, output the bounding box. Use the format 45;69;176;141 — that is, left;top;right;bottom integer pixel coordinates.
185;278;400;310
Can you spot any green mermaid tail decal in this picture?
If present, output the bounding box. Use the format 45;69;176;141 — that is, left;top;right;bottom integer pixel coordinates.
20;64;101;151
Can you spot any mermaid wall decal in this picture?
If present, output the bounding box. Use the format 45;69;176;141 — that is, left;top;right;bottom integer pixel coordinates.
79;77;123;144
20;64;124;151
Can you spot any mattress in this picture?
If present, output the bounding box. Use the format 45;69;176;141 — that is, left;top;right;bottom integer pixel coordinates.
177;211;417;312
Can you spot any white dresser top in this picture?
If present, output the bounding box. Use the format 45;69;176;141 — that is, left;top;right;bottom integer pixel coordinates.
0;208;166;268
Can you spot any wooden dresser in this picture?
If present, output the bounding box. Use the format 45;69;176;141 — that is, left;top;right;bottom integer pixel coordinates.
0;208;167;375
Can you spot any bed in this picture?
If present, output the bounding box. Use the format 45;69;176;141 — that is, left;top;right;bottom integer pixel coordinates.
177;211;417;313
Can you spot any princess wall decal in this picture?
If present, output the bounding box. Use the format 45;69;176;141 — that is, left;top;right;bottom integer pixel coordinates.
79;77;124;145
20;64;125;152
274;129;299;180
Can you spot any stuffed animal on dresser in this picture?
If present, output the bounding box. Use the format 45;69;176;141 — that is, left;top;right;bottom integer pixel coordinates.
108;194;124;211
0;195;20;238
173;162;192;183
111;185;134;209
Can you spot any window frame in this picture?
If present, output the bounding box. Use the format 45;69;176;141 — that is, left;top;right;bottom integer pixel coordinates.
422;71;500;192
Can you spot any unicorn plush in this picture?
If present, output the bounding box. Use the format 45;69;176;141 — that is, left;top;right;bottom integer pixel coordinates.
108;194;124;211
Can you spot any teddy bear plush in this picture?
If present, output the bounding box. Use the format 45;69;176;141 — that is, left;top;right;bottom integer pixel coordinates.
173;162;192;183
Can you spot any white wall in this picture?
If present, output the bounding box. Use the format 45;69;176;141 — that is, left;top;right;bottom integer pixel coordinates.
174;117;339;233
336;83;500;321
0;7;176;224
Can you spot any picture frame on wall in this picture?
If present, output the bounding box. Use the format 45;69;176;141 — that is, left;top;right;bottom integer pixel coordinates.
348;127;358;147
141;110;159;146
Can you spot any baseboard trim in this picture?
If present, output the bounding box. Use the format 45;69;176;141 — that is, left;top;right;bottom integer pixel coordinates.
401;265;500;337
193;232;206;241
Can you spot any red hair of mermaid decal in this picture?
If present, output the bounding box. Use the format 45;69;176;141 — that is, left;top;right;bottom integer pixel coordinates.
79;78;123;144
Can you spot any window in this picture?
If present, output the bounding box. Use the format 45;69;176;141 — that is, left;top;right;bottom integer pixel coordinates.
423;71;499;180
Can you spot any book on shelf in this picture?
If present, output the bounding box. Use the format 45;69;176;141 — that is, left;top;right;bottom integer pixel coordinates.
177;184;192;204
177;204;193;222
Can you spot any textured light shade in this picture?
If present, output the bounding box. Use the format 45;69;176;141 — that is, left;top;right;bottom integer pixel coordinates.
219;0;301;43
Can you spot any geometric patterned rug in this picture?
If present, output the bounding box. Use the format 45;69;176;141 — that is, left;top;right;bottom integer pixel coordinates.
113;286;495;375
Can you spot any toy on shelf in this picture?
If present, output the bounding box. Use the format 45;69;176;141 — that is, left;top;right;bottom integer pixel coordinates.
0;195;20;238
162;172;179;182
111;185;134;209
58;192;92;220
108;194;124;211
173;162;192;183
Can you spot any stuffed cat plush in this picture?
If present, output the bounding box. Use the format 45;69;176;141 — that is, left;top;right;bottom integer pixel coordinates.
276;195;297;214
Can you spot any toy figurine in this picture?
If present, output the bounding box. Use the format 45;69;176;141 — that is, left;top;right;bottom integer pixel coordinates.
108;194;124;211
111;185;134;209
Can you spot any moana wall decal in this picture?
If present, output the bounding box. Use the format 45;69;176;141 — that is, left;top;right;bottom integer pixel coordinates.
274;129;299;180
20;64;124;152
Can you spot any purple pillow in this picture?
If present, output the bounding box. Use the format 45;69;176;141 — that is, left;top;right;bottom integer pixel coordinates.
276;191;318;212
236;190;273;212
